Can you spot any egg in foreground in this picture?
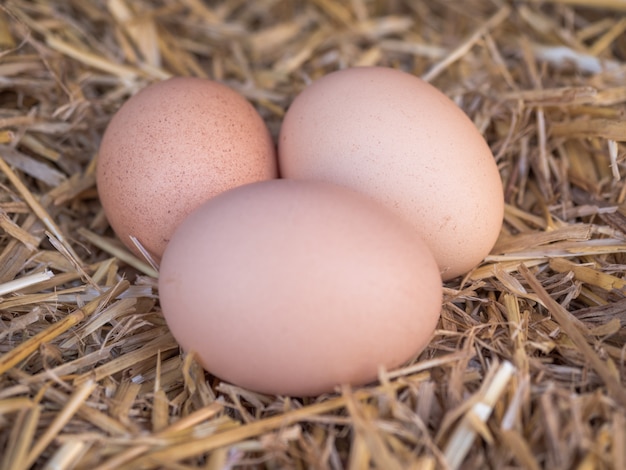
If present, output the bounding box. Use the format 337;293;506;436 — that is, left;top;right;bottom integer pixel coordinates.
278;66;503;280
97;77;277;260
158;179;442;396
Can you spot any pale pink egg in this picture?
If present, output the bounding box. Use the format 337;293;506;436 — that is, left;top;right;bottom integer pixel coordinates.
159;179;442;396
278;67;503;280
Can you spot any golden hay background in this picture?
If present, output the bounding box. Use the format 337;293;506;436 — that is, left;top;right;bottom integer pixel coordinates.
1;0;626;468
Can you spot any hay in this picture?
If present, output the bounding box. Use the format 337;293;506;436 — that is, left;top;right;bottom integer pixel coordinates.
1;0;625;468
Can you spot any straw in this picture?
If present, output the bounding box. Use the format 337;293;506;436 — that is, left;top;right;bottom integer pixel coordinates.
1;1;626;468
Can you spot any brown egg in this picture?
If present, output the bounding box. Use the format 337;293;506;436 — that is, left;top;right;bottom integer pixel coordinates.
97;77;277;260
158;179;442;396
278;67;503;280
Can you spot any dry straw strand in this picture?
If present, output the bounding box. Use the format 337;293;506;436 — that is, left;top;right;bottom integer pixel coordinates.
0;280;128;376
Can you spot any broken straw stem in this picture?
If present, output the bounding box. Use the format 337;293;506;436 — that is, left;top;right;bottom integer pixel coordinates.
443;361;516;470
0;270;54;297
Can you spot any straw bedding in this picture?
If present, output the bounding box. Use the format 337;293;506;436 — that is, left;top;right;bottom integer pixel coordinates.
1;0;626;468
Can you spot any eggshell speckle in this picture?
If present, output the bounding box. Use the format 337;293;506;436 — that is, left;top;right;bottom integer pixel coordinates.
158;179;442;396
278;67;503;280
97;77;277;259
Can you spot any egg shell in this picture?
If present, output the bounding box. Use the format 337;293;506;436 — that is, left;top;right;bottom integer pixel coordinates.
278;66;503;280
158;179;442;396
97;77;277;259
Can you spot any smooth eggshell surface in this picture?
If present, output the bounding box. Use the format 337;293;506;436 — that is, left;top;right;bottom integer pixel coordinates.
159;179;443;396
97;77;277;259
278;67;503;280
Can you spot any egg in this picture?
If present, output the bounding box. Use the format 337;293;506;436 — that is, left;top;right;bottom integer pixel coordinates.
97;77;277;260
158;179;442;396
278;66;503;280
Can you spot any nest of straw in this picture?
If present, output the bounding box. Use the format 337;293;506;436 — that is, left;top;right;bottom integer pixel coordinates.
1;0;626;468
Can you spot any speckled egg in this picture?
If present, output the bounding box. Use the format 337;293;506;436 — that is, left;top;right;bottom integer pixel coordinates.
97;77;277;259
